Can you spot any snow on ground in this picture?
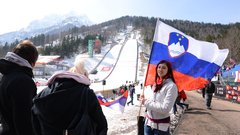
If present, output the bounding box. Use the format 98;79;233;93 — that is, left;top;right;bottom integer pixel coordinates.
89;38;139;92
104;85;155;135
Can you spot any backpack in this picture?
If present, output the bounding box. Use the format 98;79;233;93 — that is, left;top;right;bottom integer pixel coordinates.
63;89;97;135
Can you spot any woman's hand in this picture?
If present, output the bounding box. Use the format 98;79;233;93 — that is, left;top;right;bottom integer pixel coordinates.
139;94;146;105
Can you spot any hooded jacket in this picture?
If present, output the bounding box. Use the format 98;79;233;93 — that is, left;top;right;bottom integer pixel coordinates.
0;57;36;135
32;71;108;135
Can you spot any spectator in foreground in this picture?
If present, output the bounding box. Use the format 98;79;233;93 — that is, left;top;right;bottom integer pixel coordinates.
0;40;38;135
31;57;108;135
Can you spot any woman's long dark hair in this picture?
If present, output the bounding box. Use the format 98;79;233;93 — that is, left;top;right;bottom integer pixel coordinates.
154;60;176;92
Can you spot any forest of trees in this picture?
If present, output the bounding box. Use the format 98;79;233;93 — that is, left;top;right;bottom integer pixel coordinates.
0;16;239;64
0;33;105;58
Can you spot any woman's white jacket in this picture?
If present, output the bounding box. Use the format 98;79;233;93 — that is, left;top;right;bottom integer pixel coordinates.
144;78;178;131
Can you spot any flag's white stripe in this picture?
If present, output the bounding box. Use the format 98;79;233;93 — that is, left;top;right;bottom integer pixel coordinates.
108;103;125;113
153;20;229;66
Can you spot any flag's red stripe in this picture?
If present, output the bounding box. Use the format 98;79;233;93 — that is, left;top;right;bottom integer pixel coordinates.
144;64;208;91
100;90;128;106
144;64;156;86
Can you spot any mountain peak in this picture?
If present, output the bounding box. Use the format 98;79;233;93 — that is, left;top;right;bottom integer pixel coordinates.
0;13;92;43
24;13;93;32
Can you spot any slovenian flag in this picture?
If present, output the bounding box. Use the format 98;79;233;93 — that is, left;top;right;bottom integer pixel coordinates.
97;90;128;113
144;20;229;91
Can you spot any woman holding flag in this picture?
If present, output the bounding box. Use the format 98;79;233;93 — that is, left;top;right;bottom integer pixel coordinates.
140;60;178;135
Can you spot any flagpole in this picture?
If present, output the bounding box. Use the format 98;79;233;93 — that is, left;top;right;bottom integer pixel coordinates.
138;18;160;117
143;18;160;87
137;19;160;135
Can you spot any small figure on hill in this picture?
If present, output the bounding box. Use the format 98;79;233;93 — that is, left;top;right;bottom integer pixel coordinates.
127;85;135;106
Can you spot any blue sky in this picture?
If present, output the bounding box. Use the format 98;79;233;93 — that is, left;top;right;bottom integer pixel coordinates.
0;0;239;35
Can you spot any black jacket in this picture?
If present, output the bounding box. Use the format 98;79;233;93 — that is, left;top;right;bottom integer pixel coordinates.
202;82;215;98
32;78;108;135
129;87;135;97
0;59;36;135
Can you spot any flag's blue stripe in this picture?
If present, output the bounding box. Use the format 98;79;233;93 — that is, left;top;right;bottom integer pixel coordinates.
149;41;220;79
97;96;108;102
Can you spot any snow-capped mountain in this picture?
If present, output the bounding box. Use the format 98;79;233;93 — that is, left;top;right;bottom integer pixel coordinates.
0;13;93;44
